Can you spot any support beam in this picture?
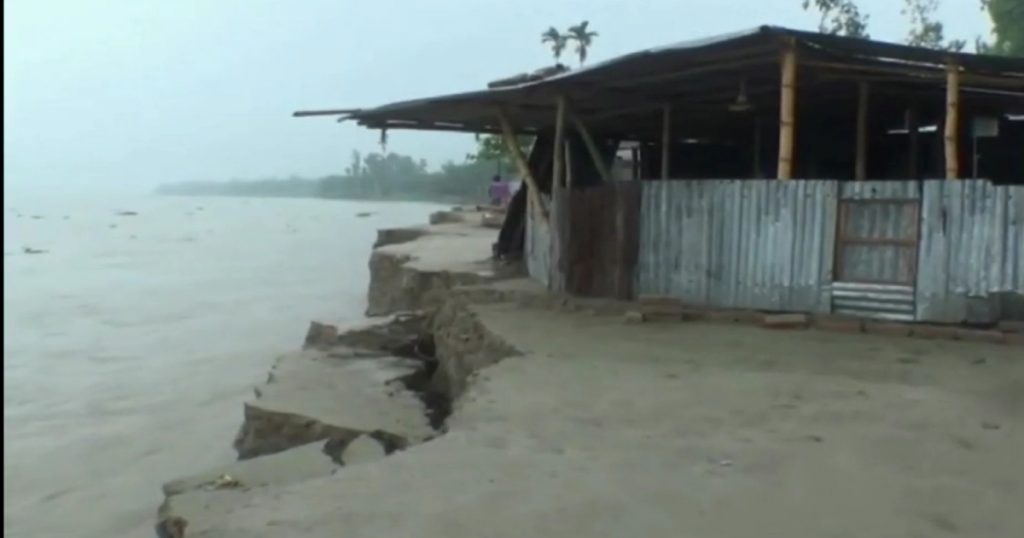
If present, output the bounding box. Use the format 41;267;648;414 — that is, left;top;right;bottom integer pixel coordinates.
569;113;613;182
945;61;961;180
631;146;640;181
496;109;548;224
292;108;362;117
661;105;672;180
855;81;869;181
565;138;574;188
907;107;920;179
753;118;763;178
552;95;567;190
777;41;798;180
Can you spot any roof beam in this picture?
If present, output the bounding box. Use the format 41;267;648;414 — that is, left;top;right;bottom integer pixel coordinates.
293;108;363;117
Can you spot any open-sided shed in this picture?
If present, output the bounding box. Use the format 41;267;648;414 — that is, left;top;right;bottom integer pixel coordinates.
298;25;1024;324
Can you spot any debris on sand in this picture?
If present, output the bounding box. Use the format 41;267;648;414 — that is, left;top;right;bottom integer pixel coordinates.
22;247;48;255
116;211;139;217
202;474;242;491
356;212;375;218
154;516;187;538
304;321;339;349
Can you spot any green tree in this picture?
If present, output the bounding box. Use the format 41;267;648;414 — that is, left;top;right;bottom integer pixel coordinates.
541;27;569;64
903;0;966;51
802;0;870;37
980;0;1024;56
470;134;532;175
566;21;599;66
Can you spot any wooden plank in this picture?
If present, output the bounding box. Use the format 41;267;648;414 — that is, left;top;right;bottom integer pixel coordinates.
552;95;567;189
564;138;574;188
777;42;797;180
630;146;640;181
801;59;1024;89
661;105;672;180
753;118;763;178
945;61;960;180
569;113;613;182
907;107;920;179
293;108;362;117
855;81;869;181
496;109;548;224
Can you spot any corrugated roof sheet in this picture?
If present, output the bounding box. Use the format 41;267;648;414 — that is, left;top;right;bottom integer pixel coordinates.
343;25;1024;132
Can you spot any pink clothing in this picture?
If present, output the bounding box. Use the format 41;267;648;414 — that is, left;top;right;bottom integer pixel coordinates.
488;181;511;206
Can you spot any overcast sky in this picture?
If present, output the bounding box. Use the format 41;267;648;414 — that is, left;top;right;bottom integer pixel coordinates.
4;0;990;193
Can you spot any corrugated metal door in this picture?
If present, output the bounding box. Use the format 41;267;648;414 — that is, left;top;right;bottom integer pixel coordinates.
562;182;641;299
832;182;921;320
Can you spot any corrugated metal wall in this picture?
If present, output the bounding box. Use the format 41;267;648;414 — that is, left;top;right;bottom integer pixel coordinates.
636;180;837;312
533;178;1022;323
525;195;553;289
916;180;1024;323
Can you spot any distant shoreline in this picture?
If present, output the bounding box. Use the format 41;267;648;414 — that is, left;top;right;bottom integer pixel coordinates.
156;181;479;206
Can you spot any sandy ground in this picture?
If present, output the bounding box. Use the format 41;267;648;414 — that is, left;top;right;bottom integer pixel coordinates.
169;298;1024;537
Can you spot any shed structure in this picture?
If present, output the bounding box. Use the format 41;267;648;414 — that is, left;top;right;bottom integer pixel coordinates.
299;26;1024;324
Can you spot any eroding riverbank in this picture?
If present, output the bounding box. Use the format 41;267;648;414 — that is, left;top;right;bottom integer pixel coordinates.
156;209;1024;538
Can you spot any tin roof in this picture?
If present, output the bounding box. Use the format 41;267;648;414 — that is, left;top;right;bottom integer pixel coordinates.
299;25;1024;138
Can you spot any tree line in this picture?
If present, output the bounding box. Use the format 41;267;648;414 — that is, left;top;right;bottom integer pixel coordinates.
803;0;1022;55
157;144;526;204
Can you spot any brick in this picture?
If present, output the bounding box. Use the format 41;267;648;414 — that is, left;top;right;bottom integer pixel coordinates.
954;329;1007;345
639;303;687;316
761;313;810;329
863;320;913;338
911;324;961;340
813;315;864;333
997;321;1024;334
637;295;685;306
706;309;761;324
624;311;644;324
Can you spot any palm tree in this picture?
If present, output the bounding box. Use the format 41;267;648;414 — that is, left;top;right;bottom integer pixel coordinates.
566;21;598;66
541;27;568;64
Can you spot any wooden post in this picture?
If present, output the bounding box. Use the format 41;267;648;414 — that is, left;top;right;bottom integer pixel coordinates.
569;113;613;182
564;138;574;188
753;118;762;178
496;109;547;224
661;105;672;180
631;146;640;181
944;60;960;180
552;95;567;189
907;107;920;179
777;41;797;180
855;81;869;181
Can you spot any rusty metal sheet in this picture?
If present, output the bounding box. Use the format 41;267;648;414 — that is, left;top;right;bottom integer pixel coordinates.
560;182;641;299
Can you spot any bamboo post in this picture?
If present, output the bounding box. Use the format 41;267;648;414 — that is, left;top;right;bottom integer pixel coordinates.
661;105;672;180
777;41;797;180
496;109;547;224
569;113;612;182
944;60;960;180
552;95;567;189
855;81;869;181
907;107;920;179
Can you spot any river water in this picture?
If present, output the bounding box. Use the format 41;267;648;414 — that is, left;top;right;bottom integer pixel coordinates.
2;194;438;537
